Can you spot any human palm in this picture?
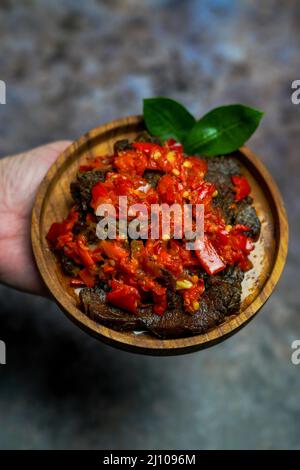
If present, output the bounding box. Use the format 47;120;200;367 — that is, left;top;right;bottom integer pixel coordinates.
0;141;72;294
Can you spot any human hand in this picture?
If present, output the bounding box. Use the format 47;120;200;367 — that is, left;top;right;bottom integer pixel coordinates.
0;141;72;295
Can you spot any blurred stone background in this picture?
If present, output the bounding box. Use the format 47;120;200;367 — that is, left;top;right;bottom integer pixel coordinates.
0;0;299;450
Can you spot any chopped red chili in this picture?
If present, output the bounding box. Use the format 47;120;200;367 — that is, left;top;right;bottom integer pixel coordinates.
69;278;85;287
195;236;226;275
47;138;256;317
78;268;96;288
231;175;251;201
107;280;141;314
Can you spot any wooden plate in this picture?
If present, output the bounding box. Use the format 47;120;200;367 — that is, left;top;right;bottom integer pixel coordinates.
31;116;288;355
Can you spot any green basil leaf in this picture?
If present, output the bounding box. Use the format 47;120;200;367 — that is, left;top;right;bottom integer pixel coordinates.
143;97;196;143
183;104;264;156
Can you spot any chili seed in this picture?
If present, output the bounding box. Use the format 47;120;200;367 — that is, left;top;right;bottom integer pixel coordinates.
176;279;193;290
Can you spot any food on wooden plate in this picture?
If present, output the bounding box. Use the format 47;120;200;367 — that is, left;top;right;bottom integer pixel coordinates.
46;134;260;338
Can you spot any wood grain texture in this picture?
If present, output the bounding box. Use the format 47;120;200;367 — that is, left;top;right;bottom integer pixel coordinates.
31;116;288;355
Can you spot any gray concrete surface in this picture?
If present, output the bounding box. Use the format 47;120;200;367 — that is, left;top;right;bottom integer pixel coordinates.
0;0;299;449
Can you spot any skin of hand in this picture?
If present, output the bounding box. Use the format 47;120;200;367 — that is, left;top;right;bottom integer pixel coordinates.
0;141;72;295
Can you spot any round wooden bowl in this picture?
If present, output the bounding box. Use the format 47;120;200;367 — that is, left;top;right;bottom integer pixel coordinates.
31;116;288;355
